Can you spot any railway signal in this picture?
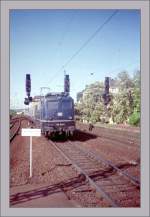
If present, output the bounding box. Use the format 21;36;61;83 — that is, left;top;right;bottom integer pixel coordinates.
24;74;32;105
64;74;70;94
102;77;111;106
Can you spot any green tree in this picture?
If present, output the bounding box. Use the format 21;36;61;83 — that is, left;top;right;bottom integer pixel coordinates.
128;70;140;126
76;70;140;126
117;71;134;90
110;91;133;124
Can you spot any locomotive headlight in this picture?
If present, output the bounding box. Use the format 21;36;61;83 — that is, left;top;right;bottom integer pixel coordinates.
57;112;63;116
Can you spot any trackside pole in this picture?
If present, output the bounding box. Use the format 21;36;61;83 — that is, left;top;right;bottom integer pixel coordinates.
30;136;32;177
21;128;41;178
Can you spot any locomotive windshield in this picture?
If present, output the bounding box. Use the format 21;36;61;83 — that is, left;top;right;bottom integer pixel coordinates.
47;101;58;110
62;100;72;110
45;100;59;120
44;96;74;120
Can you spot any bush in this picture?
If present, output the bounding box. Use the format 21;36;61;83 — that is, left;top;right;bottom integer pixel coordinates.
128;111;140;126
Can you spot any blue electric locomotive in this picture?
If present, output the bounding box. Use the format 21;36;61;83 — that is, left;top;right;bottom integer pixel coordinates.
35;92;75;137
24;74;75;137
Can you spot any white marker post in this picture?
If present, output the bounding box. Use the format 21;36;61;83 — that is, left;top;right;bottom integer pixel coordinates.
21;128;41;178
30;136;32;177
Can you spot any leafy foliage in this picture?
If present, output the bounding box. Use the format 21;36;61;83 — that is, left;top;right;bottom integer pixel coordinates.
128;111;140;126
76;70;140;126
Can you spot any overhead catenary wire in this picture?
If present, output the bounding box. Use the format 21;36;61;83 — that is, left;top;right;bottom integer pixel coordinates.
68;60;140;95
49;10;119;83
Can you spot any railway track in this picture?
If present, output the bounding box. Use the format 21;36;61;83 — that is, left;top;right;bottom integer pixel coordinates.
49;139;140;207
10;119;21;142
10;123;14;129
77;128;140;149
74;129;140;165
10;116;34;142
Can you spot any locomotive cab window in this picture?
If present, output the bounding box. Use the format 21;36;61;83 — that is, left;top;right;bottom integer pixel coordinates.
47;101;58;110
62;100;72;110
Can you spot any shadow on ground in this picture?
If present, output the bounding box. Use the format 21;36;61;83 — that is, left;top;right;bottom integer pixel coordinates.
50;129;97;142
10;162;140;206
10;174;87;206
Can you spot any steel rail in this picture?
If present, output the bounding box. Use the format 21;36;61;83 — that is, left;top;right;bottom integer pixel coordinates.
10;116;34;142
10;119;21;142
68;141;140;187
49;140;119;207
10;123;14;129
77;123;139;139
77;129;140;149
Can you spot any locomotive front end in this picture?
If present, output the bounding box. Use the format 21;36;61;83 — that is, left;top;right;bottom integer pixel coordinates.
40;93;75;137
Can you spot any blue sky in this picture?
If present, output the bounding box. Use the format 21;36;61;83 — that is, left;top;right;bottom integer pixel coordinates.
10;9;140;109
